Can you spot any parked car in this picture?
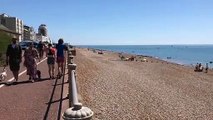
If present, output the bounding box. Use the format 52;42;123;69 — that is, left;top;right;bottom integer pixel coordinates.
19;40;39;50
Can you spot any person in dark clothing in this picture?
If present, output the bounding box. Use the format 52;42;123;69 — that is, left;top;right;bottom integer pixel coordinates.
6;38;22;82
37;41;44;61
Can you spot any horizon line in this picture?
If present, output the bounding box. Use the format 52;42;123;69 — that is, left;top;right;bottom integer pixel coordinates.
73;44;213;46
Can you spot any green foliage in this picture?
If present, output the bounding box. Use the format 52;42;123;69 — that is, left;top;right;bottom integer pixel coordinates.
0;31;11;66
0;32;11;52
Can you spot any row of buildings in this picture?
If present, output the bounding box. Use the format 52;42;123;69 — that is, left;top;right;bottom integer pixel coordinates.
0;13;51;43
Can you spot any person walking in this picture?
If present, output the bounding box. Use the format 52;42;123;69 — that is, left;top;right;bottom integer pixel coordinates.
6;38;22;82
37;41;44;61
56;38;67;78
23;42;38;82
46;43;56;79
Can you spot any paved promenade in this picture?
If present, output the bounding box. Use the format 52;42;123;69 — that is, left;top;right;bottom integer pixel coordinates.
0;57;69;120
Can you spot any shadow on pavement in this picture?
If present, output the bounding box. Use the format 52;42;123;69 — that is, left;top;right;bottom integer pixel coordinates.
52;82;68;86
3;77;52;86
0;81;8;85
43;77;59;120
4;80;32;86
46;96;68;104
35;77;52;82
44;59;67;120
44;73;66;120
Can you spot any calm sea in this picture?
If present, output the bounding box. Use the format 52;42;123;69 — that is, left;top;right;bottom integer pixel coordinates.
78;45;213;68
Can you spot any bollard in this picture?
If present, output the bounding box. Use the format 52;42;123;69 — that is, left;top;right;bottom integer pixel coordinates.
67;51;72;60
68;56;74;64
71;49;76;56
68;64;76;107
63;64;93;120
66;50;72;69
68;56;71;64
68;50;72;56
66;54;74;97
63;105;93;120
68;51;72;55
67;64;72;106
71;70;78;106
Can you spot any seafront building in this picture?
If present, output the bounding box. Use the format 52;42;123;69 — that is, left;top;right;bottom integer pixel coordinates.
0;24;21;38
0;13;51;43
36;24;51;43
0;13;23;41
38;24;48;36
23;25;36;40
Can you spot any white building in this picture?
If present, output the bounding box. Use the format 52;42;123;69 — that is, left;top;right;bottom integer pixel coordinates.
38;24;48;36
36;24;51;43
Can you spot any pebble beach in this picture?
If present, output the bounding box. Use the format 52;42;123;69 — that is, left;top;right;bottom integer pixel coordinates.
74;48;213;120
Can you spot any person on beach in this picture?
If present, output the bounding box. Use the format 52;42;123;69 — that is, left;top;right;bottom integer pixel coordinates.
46;43;56;79
56;38;68;77
195;63;204;72
37;41;44;61
6;38;22;82
24;42;39;82
199;63;203;71
205;63;209;73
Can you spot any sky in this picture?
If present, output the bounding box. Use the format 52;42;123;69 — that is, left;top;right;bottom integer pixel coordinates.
1;0;213;45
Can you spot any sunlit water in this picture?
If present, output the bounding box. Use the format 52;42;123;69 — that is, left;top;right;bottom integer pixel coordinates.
79;45;213;68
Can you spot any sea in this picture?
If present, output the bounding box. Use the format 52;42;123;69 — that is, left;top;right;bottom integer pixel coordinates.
78;45;213;69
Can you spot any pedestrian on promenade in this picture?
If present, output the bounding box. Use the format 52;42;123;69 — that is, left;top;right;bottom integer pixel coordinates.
46;43;56;79
6;38;22;82
23;42;38;82
56;38;68;78
37;41;44;61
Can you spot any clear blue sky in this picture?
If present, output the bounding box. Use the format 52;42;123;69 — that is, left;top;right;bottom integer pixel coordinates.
1;0;213;45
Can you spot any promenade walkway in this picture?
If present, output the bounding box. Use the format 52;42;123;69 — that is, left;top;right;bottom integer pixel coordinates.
0;57;69;120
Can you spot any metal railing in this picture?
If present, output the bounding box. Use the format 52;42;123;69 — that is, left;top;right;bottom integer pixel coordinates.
63;48;93;120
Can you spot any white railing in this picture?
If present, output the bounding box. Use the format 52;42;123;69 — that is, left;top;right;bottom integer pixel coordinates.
63;49;93;120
